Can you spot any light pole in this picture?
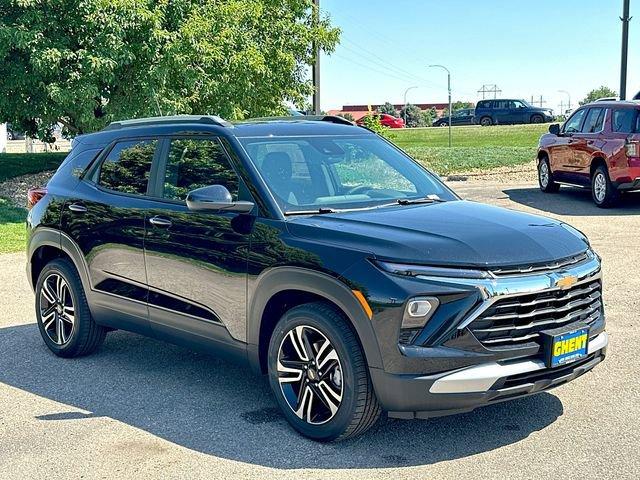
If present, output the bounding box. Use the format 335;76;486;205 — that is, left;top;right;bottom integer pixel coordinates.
429;65;451;147
403;86;418;127
558;90;571;114
620;0;631;100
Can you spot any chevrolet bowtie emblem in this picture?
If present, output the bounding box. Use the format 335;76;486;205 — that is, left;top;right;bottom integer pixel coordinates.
556;275;578;290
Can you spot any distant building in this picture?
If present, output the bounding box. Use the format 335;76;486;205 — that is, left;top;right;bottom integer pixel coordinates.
327;103;453;120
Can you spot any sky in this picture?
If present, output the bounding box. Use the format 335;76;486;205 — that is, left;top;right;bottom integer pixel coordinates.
318;0;639;113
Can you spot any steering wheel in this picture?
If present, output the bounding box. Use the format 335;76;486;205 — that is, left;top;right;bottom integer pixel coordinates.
346;185;373;195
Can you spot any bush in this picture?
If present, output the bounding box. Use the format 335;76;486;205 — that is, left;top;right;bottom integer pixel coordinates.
0;152;67;182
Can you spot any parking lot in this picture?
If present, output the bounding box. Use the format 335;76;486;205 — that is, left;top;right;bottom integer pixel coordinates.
0;180;638;480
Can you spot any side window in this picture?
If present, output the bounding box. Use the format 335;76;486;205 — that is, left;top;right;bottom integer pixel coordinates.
512;101;526;109
162;138;239;202
582;108;605;133
563;109;587;133
612;109;639;133
495;100;509;109
98;140;156;195
477;101;490;109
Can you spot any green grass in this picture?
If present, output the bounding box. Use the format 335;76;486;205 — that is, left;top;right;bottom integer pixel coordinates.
0;197;27;254
390;124;549;175
0;152;67;182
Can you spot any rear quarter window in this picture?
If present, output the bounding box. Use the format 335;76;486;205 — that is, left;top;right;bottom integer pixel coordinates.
476;101;491;109
612;108;640;133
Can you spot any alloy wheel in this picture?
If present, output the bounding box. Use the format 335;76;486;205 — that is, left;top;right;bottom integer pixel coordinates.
593;172;607;202
539;162;549;187
276;325;344;425
39;273;75;345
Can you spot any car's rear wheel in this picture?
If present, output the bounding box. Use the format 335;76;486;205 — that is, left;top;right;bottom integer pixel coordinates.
591;165;619;208
538;157;560;192
531;114;544;124
479;116;492;126
267;302;381;442
35;258;107;357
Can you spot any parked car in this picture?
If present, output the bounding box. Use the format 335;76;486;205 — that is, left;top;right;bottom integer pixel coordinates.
538;100;640;207
474;99;554;126
356;113;405;128
433;108;475;127
27;114;607;441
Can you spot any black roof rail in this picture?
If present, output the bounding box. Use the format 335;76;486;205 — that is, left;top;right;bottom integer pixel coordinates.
104;115;233;131
246;115;355;126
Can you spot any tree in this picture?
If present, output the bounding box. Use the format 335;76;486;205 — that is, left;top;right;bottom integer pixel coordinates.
442;101;473;117
377;102;397;116
399;103;426;127
338;112;355;121
580;86;618;105
0;0;340;141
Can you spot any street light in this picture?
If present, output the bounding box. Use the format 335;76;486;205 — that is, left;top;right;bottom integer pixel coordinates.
429;65;452;147
403;86;418;127
558;89;571;114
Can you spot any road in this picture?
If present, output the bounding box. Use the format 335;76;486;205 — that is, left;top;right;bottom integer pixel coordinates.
0;181;638;479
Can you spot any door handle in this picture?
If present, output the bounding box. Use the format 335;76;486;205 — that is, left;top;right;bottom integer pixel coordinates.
149;216;172;228
67;203;87;213
587;140;594;145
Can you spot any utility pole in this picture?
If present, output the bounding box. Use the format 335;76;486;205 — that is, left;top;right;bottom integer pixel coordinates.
312;0;321;114
477;84;502;99
558;89;571;112
403;86;418;126
430;65;452;147
620;0;631;100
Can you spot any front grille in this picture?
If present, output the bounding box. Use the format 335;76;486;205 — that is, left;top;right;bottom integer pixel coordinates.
469;279;602;348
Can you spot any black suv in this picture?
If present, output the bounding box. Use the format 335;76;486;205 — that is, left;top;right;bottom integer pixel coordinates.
27;115;607;441
474;99;554;126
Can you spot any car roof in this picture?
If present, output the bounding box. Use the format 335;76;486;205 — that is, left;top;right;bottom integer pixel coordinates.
581;100;640;108
73;115;371;147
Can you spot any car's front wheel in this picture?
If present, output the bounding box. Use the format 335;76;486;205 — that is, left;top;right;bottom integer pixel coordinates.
591;165;619;208
531;114;544;123
267;302;381;441
35;258;107;357
538;157;560;192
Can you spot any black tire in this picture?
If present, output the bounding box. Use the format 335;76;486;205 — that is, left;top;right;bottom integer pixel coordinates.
591;165;619;208
35;258;106;357
531;114;544;124
479;116;492;126
538;156;560;193
267;302;381;442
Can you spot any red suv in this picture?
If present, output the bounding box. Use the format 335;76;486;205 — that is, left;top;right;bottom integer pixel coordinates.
537;100;640;207
356;113;405;128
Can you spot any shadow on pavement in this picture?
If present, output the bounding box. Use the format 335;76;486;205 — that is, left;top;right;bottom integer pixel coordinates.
503;186;640;216
0;324;564;469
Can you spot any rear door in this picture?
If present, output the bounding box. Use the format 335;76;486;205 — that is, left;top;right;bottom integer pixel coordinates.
60;138;160;334
143;136;253;347
492;100;511;124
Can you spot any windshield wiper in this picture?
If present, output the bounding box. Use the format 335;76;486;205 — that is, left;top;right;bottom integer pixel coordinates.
396;196;447;206
284;207;337;216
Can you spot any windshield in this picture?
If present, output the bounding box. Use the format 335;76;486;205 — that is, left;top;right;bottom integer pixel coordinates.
239;135;457;213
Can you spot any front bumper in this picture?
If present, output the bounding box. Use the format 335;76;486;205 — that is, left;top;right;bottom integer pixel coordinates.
371;332;607;419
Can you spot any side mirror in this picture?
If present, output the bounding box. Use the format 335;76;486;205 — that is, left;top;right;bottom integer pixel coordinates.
186;185;254;214
549;123;561;135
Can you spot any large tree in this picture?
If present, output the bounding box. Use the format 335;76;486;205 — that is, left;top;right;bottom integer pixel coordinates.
0;0;339;140
580;86;617;105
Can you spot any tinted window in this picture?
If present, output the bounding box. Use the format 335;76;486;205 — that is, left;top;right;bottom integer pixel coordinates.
612;108;640;133
582;108;606;133
98;140;156;195
563;109;586;133
477;101;491;109
494;100;510;109
162;138;239;201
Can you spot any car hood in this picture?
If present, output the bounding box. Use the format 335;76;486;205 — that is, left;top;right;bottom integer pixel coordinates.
286;200;589;268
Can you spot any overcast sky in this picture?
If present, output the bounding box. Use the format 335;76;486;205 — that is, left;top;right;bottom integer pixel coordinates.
318;0;639;112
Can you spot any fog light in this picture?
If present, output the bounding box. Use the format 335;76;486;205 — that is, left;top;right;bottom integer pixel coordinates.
402;297;439;329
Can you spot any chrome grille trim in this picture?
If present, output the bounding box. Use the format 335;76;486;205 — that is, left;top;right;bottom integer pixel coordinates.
489;251;590;277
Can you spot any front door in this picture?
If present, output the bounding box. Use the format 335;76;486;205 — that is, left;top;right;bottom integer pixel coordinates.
571;107;607;181
143;137;252;348
551;108;588;182
60;138;160;334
